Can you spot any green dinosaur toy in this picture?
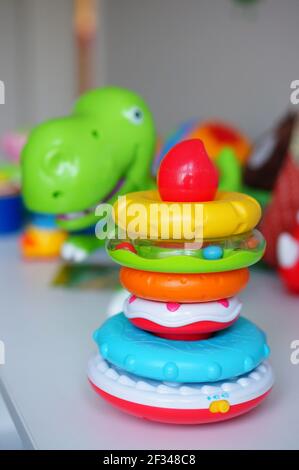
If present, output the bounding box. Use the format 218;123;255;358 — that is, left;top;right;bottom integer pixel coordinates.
21;87;156;261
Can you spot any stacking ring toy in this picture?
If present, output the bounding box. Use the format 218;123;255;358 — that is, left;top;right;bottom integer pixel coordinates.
93;314;270;383
88;355;273;424
124;295;241;340
108;230;265;273
120;267;250;302
89;138;273;424
114;190;262;240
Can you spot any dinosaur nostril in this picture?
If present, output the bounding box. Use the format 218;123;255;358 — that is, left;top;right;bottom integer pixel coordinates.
91;129;100;139
52;190;62;199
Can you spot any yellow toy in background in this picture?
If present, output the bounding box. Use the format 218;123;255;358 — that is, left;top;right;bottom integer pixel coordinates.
20;215;67;259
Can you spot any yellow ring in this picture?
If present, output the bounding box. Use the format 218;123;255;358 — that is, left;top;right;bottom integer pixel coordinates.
113;190;261;239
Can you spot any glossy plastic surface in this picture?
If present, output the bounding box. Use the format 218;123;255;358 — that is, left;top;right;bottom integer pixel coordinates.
91;386;271;425
107;231;265;273
129;317;238;341
21;87;156;232
93;314;270;383
120;267;250;302
124;295;241;340
124;295;241;325
113;189;262;240
157;139;218;202
88;355;273;424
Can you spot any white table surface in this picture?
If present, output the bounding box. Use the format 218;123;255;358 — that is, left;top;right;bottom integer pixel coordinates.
0;391;24;450
0;237;299;450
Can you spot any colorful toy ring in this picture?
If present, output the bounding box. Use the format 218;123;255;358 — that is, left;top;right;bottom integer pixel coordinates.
88;356;273;424
107;230;265;273
114;190;262;239
93;314;270;383
124;295;241;340
120;267;250;302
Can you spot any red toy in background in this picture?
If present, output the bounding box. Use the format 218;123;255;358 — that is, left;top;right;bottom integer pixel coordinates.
157;139;218;202
261;152;299;270
244;112;299;270
277;212;299;294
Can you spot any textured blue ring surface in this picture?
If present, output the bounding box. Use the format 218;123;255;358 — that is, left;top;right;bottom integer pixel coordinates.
93;314;270;383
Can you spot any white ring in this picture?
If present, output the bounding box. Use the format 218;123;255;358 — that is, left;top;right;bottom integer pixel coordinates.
123;296;242;327
88;354;274;410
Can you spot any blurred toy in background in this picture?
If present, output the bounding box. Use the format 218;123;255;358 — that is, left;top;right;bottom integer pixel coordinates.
21;86;156;262
216;146;242;192
232;0;260;6
20;214;67;259
244;113;296;191
20;220;67;260
73;0;98;94
0;129;67;258
154;119;251;169
154;119;251;193
0;163;23;235
0;130;28;164
277;212;299;294
244;112;299;269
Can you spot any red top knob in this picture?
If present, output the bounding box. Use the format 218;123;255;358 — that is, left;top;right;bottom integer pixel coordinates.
157;139;219;202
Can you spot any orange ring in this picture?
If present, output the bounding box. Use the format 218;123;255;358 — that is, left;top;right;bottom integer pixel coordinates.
120;267;249;303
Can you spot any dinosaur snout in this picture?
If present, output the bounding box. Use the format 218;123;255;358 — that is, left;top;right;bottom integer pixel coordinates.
44;148;78;179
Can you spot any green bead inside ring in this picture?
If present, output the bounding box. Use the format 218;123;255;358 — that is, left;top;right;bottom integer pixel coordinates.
106;229;266;273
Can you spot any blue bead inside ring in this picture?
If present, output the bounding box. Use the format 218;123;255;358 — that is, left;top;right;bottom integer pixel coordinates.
202;245;224;260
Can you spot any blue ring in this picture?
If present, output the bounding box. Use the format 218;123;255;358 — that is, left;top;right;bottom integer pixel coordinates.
93;314;270;383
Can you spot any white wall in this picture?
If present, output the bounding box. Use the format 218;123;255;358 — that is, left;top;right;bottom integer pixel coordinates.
103;0;299;137
0;0;19;136
0;0;298;140
0;0;78;136
13;0;76;125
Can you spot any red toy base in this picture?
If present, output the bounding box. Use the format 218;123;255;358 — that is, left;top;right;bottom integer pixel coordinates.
279;267;299;295
130;317;238;341
89;380;271;424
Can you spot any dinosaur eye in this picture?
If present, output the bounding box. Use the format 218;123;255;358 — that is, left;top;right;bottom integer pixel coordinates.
123;106;144;125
